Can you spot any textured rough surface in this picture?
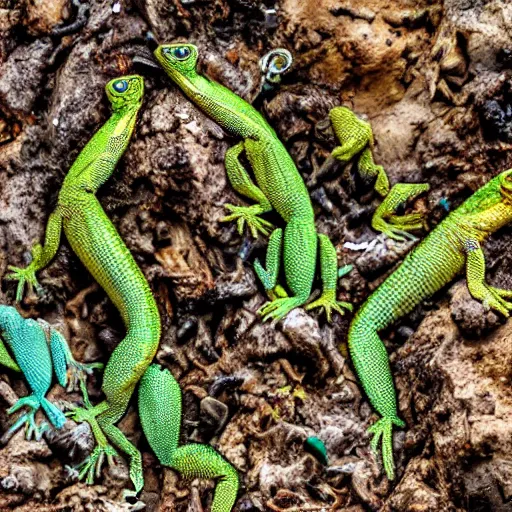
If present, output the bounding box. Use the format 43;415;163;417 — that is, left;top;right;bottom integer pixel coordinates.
0;0;512;510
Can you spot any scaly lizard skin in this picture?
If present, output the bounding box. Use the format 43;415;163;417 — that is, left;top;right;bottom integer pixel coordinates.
6;75;160;496
154;43;351;322
349;168;512;480
0;305;100;439
139;365;239;512
328;107;430;241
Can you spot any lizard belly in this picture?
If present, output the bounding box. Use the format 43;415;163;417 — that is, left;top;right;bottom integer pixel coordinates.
62;197;160;341
245;138;314;222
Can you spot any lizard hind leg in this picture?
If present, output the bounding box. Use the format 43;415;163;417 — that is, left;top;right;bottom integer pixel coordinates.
358;148;390;197
372;183;430;240
66;400;120;486
138;365;239;510
170;444;239;512
305;234;353;322
258;218;316;322
47;326;103;392
254;228;283;298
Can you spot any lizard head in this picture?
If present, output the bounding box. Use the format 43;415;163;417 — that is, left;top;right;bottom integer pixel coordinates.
106;75;144;111
154;43;198;84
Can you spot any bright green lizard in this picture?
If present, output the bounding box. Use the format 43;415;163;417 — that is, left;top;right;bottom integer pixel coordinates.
139;364;239;511
153;43;352;322
349;168;512;480
6;75;160;496
326;106;430;241
0;305;100;439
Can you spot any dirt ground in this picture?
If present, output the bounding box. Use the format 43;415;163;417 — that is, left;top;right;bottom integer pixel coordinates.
0;0;511;510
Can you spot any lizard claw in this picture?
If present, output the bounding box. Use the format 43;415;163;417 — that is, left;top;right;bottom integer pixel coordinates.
367;416;405;480
66;361;104;393
6;245;43;301
221;204;274;238
75;444;119;484
6;265;41;302
258;296;305;322
305;291;353;322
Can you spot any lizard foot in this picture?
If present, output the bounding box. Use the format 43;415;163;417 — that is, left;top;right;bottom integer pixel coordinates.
5;245;43;301
6;264;41;302
7;396;49;441
481;285;512;317
267;284;288;301
221;204;274;238
305;291;353;322
74;444;119;484
66;361;104;393
372;213;425;242
367;415;405;480
258;296;305;322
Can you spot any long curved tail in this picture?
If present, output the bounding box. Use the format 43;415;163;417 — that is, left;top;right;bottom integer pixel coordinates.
170;444;239;512
138;364;180;463
348;318;405;479
138;364;239;511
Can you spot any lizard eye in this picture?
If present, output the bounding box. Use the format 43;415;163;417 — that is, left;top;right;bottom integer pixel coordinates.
113;80;128;93
173;46;191;60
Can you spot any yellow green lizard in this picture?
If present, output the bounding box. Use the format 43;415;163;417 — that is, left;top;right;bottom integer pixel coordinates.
6;75;160;496
139;364;239;511
326;106;430;241
154;43;352;322
0;305;100;439
349;168;512;480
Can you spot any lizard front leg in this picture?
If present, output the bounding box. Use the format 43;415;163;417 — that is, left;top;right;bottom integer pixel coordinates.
465;239;512;315
372;183;430;241
44;324;103;392
6;211;63;301
221;141;274;238
305;234;352;322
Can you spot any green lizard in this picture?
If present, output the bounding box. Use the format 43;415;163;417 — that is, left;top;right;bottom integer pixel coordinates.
138;364;239;512
154;43;351;322
6;75;160;496
348;168;512;480
0;305;100;439
327;106;430;241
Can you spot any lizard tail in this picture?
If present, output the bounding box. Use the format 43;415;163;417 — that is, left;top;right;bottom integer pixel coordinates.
169;444;239;512
348;319;405;479
138;363;181;464
40;398;67;429
347;319;400;419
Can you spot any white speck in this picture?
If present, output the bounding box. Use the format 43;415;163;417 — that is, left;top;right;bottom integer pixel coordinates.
176;113;190;120
184;120;200;135
344;241;370;251
52;118;59;127
112;2;121;13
